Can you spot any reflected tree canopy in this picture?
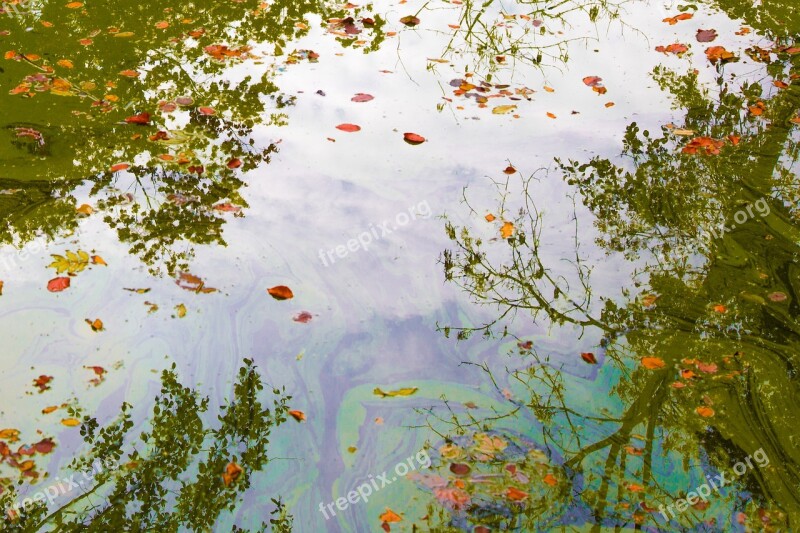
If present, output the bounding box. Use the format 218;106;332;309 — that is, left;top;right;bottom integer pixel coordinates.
0;360;292;532
427;0;800;530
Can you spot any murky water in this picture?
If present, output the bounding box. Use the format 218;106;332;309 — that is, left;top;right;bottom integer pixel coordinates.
1;0;799;531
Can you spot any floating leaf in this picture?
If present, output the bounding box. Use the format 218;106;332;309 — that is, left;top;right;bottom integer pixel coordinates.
399;15;420;26
33;375;53;392
768;291;787;302
503;165;516;175
47;277;70;292
336;123;361;132
226;158;242;169
695;406;715;418
267;285;294;300
176;272;217;293
374;386;419;398
492;105;517;115
351;93;374;102
500;221;514;239
696;29;718;42
293;311;313;323
61;418;81;427
662;13;693;24
485;213;496;222
198;106;216;115
85;318;104;331
288;410;306;422
0;429;20;442
542;473;558;486
705;46;737;64
380;509;402;523
506;487;529;501
641;356;666;369
76;204;93;216
449;463;471;475
42;405;59;414
222;462;243;486
581;352;597;364
175;304;187;318
49;250;89;274
125;112;151;125
403;132;425;145
110;163;130;172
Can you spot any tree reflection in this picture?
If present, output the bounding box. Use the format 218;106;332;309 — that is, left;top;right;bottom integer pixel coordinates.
0;360;292;532
0;0;385;273
425;1;800;530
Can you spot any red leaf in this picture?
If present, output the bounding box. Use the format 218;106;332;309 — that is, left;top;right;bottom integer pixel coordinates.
212;202;242;213
47;277;70;292
124;112;151;125
33;438;55;454
336;123;361;132
403;132;425;145
293;311;313;323
227;158;242;169
582;76;603;87
110;163;130;172
696;29;717;42
351;93;374;103
198;106;216;115
581;352;598;364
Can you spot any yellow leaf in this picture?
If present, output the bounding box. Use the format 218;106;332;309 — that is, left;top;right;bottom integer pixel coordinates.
113;32;135;38
175;303;187;318
0;428;20;441
61;418;81;426
492;105;517;115
76;203;93;215
373;386;419;398
500;221;514;239
48;249;89;274
42;406;59;414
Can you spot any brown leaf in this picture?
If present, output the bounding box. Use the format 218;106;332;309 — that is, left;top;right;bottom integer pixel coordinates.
267;285;294;300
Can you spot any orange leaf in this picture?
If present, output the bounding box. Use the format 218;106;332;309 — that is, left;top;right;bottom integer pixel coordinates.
485;213;496;222
641;357;666;369
506;487;528;501
85;318;104;331
695;406;715;418
500;221;514;239
713;304;727;313
267;285;294;300
288;410;306;422
47;277;70;292
222;461;243;486
379;509;402;523
61;418;81;427
119;69;139;77
336;123;361;132
503;165;516;174
542;473;558;486
110;163;130;172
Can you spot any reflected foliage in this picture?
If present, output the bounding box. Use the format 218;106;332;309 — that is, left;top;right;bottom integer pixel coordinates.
430;0;800;531
0;359;291;532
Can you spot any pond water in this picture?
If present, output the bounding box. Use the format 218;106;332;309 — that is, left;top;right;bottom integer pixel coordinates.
0;0;799;531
